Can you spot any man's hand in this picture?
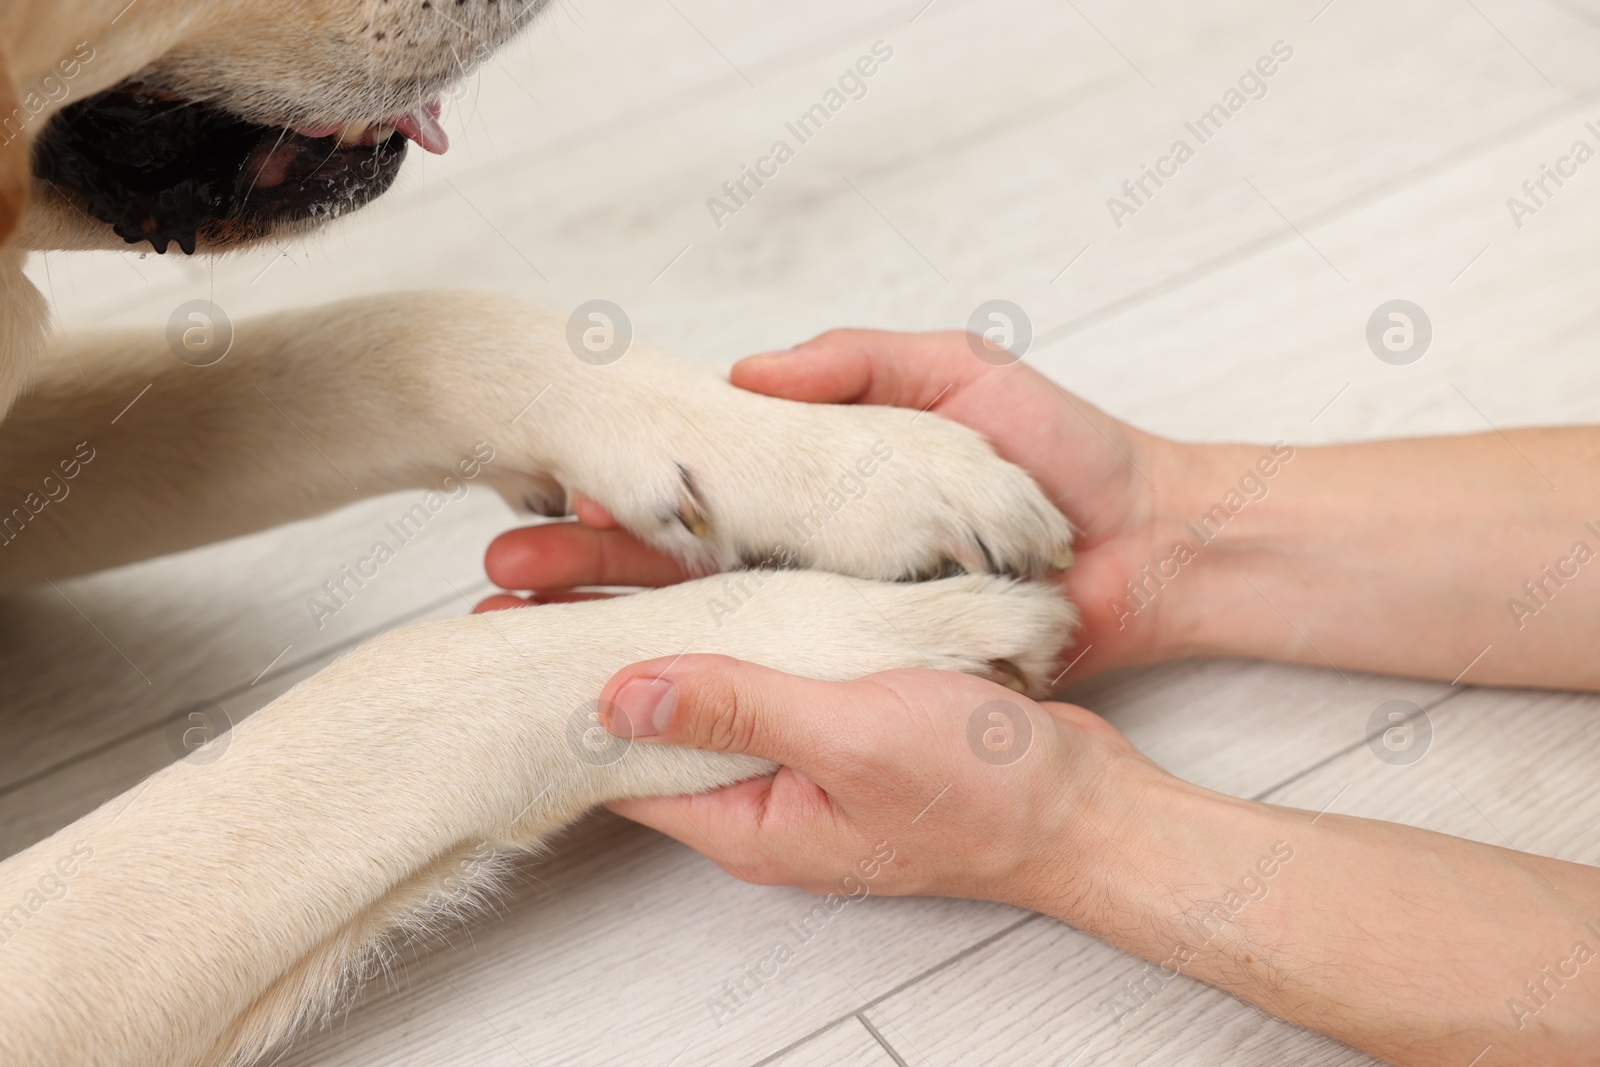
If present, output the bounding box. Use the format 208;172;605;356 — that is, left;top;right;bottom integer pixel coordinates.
598;653;1149;913
600;652;1600;1067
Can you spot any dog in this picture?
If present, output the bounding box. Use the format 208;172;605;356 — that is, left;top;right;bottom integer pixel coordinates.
0;3;1077;1065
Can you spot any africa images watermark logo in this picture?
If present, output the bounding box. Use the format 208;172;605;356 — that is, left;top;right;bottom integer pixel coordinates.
966;300;1032;366
1505;521;1600;630
1105;40;1294;229
566;300;632;366
1365;300;1431;365
704;841;896;1027
705;439;895;628
705;41;895;230
167;300;235;367
0;41;97;148
305;441;496;629
1507;917;1600;1031
966;700;1033;766
1505;120;1600;230
1367;700;1432;766
0;442;96;550
0;842;94;951
1105;840;1295;1028
1108;443;1295;630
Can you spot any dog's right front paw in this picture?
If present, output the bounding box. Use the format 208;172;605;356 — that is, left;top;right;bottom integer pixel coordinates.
678;393;1077;583
427;297;1070;581
514;355;1073;583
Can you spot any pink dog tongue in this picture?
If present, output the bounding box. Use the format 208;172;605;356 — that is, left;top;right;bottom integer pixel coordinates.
390;102;448;154
290;99;449;154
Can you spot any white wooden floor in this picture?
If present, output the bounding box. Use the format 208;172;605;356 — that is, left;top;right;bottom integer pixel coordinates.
12;1;1600;1063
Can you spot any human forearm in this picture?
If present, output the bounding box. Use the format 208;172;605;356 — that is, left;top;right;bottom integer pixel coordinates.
1028;766;1600;1066
1154;429;1600;689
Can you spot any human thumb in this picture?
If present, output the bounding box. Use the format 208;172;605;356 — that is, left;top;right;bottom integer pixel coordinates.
602;654;833;767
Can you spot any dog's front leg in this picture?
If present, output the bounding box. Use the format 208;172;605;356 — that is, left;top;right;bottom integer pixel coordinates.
0;571;1073;1067
0;290;1070;588
0;598;763;1067
0;293;530;587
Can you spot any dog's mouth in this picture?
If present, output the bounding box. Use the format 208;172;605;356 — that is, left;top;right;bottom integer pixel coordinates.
32;84;450;255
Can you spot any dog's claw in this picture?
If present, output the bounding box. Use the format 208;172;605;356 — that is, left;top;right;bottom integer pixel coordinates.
678;500;709;539
985;658;1029;693
674;464;710;538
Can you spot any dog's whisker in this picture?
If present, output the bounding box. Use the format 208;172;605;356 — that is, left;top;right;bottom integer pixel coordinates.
237;125;294;212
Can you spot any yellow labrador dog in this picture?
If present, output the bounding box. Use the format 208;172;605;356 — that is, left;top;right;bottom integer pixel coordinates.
0;3;1076;1065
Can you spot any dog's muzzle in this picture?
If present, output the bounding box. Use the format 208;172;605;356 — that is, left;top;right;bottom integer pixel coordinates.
32;85;421;254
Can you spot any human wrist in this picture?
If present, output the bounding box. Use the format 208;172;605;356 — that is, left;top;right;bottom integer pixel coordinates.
1137;438;1309;663
1003;745;1191;924
1040;764;1299;967
1085;435;1260;667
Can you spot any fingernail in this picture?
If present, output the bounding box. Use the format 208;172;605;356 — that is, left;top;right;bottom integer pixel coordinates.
744;350;794;365
608;678;677;739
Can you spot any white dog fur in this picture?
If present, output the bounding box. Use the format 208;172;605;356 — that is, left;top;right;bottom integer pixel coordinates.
0;3;1077;1064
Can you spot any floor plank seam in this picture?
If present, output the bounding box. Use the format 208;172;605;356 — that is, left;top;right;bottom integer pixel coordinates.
1247;684;1475;804
855;1012;913;1067
744;913;1041;1067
